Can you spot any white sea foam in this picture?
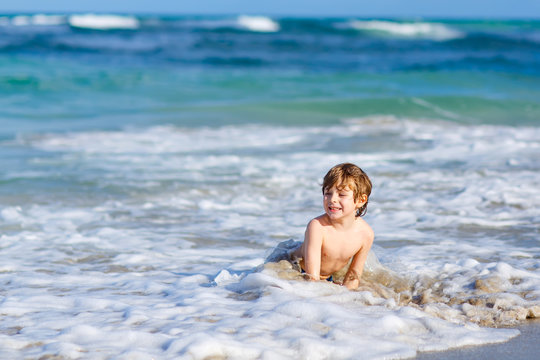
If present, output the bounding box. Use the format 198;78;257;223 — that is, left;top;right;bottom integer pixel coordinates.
30;125;310;154
185;16;280;34
10;15;32;26
349;20;465;40
7;14;65;27
2;117;540;358
237;15;280;32
30;14;66;26
68;14;140;30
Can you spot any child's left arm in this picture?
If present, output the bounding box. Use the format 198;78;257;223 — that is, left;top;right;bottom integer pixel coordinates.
342;236;373;290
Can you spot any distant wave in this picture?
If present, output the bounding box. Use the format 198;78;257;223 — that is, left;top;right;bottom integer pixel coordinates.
348;20;465;40
236;16;280;32
0;14;66;26
68;14;140;30
164;16;280;33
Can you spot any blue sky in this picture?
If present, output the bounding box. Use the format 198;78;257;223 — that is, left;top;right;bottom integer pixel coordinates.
0;0;539;18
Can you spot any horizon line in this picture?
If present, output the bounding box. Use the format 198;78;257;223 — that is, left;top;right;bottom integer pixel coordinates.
1;11;540;21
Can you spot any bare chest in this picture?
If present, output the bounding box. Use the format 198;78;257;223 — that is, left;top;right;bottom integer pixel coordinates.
321;231;363;262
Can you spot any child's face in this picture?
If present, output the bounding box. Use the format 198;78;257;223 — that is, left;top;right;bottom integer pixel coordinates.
323;183;365;220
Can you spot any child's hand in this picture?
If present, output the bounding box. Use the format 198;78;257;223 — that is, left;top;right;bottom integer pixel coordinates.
343;269;361;290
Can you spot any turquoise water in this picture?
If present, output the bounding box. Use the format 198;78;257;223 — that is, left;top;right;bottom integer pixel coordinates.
0;14;539;359
1;15;539;139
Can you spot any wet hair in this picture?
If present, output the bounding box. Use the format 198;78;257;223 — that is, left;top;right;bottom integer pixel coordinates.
322;163;372;217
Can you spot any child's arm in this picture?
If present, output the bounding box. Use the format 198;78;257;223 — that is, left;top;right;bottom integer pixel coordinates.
302;219;324;281
342;235;373;290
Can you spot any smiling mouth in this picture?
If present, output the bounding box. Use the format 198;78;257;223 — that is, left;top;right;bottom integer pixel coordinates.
328;206;341;212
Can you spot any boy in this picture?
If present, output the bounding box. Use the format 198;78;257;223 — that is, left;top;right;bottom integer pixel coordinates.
293;163;374;290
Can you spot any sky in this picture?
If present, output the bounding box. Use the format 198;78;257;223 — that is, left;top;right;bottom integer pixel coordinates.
0;0;539;19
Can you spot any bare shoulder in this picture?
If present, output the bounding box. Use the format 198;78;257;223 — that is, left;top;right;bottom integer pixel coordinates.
305;215;325;237
355;217;374;243
303;215;327;251
308;214;328;229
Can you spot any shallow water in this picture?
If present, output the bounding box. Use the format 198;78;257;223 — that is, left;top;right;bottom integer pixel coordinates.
1;14;539;359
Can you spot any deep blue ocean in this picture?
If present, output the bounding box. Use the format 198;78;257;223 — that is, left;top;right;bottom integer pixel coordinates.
0;14;539;359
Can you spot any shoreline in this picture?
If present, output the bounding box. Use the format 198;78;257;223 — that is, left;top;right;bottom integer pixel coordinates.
416;319;540;360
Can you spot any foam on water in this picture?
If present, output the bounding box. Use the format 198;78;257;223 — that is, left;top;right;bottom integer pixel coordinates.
1;116;539;358
68;14;140;30
349;20;465;40
7;14;66;27
237;15;280;32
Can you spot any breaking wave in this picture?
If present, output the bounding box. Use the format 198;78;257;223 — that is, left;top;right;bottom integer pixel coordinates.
348;20;465;40
68;14;140;30
236;15;280;32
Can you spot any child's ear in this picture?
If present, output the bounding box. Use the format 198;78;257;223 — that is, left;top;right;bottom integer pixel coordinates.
357;194;368;205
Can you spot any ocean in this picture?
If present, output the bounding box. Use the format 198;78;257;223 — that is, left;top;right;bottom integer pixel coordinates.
0;13;539;359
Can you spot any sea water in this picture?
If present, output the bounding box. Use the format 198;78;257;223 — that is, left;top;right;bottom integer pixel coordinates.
0;14;539;359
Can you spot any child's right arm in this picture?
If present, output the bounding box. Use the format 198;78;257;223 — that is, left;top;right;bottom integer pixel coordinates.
302;219;324;281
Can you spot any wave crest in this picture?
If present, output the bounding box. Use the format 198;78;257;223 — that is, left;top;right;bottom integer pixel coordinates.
349;20;464;40
68;14;140;30
1;14;66;26
237;16;280;32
